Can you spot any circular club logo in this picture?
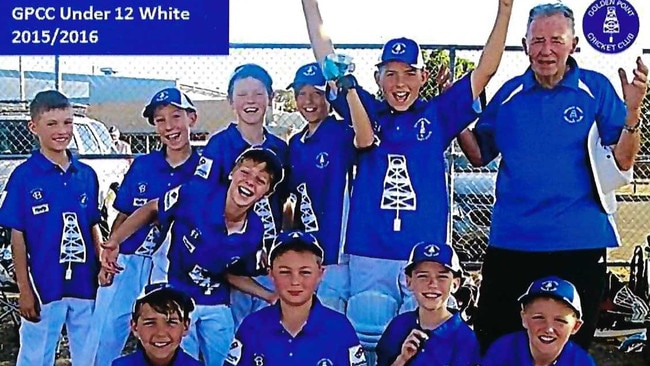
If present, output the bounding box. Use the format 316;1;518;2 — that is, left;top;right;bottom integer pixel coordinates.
583;0;640;54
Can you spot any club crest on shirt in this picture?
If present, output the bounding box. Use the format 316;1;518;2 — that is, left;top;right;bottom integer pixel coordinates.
414;118;432;141
79;193;88;207
225;338;243;365
315;152;330;169
317;359;334;366
137;182;147;194
348;345;367;366
563;106;584;124
30;188;44;201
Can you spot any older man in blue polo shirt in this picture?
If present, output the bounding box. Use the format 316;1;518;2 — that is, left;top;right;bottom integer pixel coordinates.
286;62;357;313
458;2;649;353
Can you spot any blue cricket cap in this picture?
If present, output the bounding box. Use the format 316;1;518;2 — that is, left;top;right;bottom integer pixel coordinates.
518;276;583;319
142;87;196;125
133;282;195;314
234;147;285;195
287;62;327;91
227;63;274;99
405;242;462;276
377;37;425;69
268;230;324;264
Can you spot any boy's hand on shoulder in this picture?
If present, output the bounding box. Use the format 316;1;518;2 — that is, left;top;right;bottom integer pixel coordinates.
18;287;41;322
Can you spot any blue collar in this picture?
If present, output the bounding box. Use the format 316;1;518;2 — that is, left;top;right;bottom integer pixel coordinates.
30;149;79;173
152;146;199;170
377;97;428;115
411;309;462;336
299;115;337;143
521;56;581;92
270;296;327;336
226;122;270;146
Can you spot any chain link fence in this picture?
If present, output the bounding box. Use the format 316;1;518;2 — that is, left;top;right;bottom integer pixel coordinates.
0;44;649;270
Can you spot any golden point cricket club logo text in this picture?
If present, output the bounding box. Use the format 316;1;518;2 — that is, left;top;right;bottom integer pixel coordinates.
582;0;640;54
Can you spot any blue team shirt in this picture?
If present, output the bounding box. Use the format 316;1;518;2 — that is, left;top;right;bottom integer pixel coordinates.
197;123;290;249
330;75;479;260
225;297;367;366
288;116;356;265
481;331;596;366
376;310;480;366
0;150;101;304
114;148;200;256
157;181;264;306
474;57;625;252
112;348;203;365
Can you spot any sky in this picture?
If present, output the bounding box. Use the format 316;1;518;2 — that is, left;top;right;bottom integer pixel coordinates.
0;0;647;98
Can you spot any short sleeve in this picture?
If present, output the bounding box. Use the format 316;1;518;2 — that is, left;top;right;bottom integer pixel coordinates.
0;169;25;230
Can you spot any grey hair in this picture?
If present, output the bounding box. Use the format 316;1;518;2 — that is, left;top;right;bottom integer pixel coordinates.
527;2;575;36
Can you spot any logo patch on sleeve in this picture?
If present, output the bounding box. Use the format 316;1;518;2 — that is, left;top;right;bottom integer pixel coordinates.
163;186;181;212
133;198;148;207
225;338;243;365
0;191;6;209
195;157;213;179
348;345;367;366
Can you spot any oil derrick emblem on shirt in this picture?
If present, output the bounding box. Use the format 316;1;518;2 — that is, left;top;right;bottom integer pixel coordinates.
297;183;319;232
380;154;416;231
189;264;220;295
59;212;86;280
254;197;276;243
135;225;160;257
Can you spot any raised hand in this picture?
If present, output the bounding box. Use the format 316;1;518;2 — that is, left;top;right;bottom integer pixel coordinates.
619;56;649;112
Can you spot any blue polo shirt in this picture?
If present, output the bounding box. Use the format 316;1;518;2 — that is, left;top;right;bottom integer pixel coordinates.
376;310;480;366
112;348;203;365
225;297;367;366
0;150;101;304
197;123;290;249
114;148;200;256
481;331;596;366
474;57;625;252
330;75;479;260
288;116;356;265
157;181;264;306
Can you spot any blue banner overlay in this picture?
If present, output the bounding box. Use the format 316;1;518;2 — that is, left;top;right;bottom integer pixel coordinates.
0;0;229;55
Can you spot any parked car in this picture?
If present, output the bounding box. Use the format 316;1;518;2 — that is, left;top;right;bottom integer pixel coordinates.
449;152;499;264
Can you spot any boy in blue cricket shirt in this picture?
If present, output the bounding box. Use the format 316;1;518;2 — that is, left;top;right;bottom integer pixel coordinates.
90;87;202;366
112;282;202;366
300;0;513;351
224;230;367;366
195;63;290;326
482;276;596;365
376;242;480;366
285;62;357;313
101;147;283;366
0;90;102;365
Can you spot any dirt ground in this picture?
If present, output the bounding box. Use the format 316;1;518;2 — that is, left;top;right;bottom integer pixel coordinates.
0;314;647;365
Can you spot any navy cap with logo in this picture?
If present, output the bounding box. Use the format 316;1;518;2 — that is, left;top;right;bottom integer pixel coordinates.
518;276;583;319
142;87;196;125
234;147;285;195
377;37;425;69
405;242;462;276
287;62;327;91
268;230;324;264
133;282;196;315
